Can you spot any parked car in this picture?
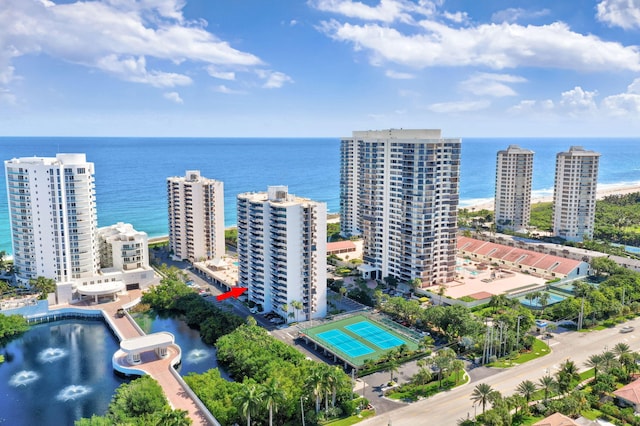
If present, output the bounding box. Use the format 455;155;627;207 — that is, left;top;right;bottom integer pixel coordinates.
621;325;635;333
249;307;258;314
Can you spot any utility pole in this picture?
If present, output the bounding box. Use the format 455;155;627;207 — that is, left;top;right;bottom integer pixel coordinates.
516;315;522;352
577;297;585;331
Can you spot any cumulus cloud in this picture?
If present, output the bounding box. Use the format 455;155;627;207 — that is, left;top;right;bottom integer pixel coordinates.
442;11;468;24
491;8;551;23
602;78;640;116
317;19;640;72
385;70;415;79
0;0;272;99
213;85;246;95
163;91;183;103
257;70;294;89
460;73;526;97
559;86;598;114
597;0;640;29
427;100;490;113
508;99;554;115
310;0;437;24
206;66;236;81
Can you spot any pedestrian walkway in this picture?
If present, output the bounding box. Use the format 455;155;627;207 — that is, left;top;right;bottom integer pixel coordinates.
53;292;215;426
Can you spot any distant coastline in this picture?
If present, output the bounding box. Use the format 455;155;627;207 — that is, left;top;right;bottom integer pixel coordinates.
463;181;640;212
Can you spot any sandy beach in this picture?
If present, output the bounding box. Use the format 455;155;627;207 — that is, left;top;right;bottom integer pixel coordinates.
462;182;640;212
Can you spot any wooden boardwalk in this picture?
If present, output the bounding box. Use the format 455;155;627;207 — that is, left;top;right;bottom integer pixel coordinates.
54;293;214;426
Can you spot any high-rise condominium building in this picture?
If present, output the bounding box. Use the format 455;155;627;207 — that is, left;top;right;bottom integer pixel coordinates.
5;154;100;285
553;146;600;242
99;222;149;272
167;170;225;262
237;186;327;322
494;145;534;232
340;129;461;287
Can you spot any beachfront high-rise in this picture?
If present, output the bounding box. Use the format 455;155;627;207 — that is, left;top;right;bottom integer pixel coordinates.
167;170;225;262
494;145;534;232
5;154;100;285
552;146;600;242
340;129;461;287
237;186;327;322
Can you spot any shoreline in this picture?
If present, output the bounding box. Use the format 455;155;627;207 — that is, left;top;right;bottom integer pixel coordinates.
462;182;640;212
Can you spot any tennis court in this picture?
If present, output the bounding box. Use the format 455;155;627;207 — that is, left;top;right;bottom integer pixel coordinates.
301;314;418;367
345;321;405;349
316;329;375;358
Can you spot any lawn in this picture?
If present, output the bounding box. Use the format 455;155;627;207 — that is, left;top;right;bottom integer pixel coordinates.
489;339;550;367
322;409;375;426
386;369;468;402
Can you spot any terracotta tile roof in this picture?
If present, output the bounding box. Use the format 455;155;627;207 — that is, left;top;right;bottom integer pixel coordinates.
469;291;493;300
327;241;356;251
533;412;580;426
614;378;640;405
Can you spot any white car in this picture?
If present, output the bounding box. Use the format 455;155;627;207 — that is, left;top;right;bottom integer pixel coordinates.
249;307;258;314
621;325;635;333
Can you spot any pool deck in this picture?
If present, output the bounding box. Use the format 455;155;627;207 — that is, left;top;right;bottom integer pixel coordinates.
51;292;214;426
443;262;547;299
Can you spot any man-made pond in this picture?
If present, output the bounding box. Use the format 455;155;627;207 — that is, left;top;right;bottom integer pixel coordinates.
137;311;229;379
0;313;225;425
0;319;124;426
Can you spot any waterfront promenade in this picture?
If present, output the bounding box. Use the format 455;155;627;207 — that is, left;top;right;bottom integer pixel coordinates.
51;292;214;426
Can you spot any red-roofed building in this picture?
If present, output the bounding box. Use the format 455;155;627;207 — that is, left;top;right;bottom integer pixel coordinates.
457;236;588;279
533;412;580;426
615;378;640;412
327;241;356;256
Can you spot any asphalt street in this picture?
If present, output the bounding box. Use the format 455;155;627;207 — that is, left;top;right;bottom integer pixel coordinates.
359;317;640;425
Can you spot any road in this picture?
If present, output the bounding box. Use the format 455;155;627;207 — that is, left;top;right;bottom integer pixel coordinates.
360;317;640;426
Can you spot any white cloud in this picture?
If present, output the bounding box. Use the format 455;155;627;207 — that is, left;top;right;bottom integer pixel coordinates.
96;55;192;87
602;78;640;116
559;86;598;114
213;85;245;95
257;70;294;89
508;99;554;115
427;100;490;113
318;19;640;72
206;66;236;81
163;91;183;104
0;0;268;95
459;72;526;97
442;11;468;24
597;0;640;29
385;70;415;79
310;0;437;24
491;8;550;23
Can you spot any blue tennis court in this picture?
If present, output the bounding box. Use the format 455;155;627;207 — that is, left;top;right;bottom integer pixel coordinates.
346;321;404;349
317;329;375;358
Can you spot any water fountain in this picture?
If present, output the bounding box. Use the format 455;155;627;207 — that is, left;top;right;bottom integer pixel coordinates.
37;347;68;363
56;385;92;402
9;370;40;387
186;348;210;363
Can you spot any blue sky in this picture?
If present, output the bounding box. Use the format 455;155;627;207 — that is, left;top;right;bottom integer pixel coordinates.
2;0;640;137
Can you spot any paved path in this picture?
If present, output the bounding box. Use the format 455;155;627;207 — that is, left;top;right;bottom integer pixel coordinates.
53;293;213;426
358;318;640;426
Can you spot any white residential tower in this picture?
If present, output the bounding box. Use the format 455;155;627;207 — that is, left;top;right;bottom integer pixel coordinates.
340;129;461;287
167;170;225;262
552;146;600;242
494;145;534;232
237;186;327;322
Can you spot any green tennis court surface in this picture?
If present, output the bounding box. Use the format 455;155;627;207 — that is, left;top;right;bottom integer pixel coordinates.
302;315;418;366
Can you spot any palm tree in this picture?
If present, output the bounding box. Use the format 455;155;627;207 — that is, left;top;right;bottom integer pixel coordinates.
452;359;465;384
291;300;304;322
516;380;537;404
235;383;261;426
325;366;344;408
539;292;550;315
584;354;603;380
601;350;618;372
260;377;284;426
538;375;556;402
306;365;325;413
386;359;399;384
470;383;494;414
555;359;580;394
613;342;631;361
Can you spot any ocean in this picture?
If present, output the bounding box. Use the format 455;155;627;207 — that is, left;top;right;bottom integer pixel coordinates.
1;137;638;254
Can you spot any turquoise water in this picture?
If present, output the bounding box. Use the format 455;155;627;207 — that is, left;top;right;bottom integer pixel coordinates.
1;137;639;254
519;292;566;308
